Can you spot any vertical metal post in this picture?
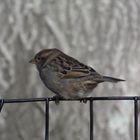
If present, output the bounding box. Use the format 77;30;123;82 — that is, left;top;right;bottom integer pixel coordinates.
45;100;49;140
134;99;138;140
0;99;4;112
90;100;93;140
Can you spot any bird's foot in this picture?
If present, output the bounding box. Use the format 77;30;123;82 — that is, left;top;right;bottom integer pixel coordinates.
52;95;63;105
80;98;88;104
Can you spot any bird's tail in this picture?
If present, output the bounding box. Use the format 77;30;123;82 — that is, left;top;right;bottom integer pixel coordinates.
102;76;125;83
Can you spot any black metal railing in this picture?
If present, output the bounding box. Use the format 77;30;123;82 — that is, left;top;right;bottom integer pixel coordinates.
0;96;139;140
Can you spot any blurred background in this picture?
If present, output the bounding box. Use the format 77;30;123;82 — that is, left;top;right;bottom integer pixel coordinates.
0;0;140;140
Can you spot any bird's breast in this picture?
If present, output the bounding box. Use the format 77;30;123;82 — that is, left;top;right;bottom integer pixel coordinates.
39;67;63;93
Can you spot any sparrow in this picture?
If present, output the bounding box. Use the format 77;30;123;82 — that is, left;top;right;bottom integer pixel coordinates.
29;48;125;99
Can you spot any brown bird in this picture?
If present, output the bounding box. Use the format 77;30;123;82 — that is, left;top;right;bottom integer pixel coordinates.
29;48;125;99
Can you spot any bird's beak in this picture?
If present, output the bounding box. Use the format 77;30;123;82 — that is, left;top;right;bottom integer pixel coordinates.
29;58;36;64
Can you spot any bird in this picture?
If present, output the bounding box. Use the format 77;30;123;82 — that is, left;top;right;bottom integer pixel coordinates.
29;48;125;99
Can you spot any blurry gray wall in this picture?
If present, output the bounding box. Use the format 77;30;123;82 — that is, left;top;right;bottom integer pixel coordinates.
0;0;139;140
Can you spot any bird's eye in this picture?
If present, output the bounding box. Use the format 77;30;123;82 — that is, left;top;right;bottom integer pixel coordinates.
36;57;41;61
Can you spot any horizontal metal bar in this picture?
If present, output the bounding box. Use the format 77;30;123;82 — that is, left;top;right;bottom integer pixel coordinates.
2;98;47;103
0;96;140;104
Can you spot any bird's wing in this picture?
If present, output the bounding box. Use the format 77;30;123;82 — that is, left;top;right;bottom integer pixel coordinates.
52;53;99;79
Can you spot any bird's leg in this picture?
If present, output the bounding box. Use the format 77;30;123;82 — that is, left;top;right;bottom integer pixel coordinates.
80;98;88;104
52;95;63;105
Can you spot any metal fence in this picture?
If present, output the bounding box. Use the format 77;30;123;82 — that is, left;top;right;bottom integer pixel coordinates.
0;96;139;140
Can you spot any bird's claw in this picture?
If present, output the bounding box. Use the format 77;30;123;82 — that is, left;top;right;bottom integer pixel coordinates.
52;96;63;105
80;98;88;104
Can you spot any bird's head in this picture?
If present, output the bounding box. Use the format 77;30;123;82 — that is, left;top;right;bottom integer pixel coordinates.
29;48;60;70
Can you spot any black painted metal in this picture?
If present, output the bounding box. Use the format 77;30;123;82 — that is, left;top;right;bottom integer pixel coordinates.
134;98;138;140
0;99;4;112
90;100;93;140
45;100;49;140
1;96;140;103
0;96;139;140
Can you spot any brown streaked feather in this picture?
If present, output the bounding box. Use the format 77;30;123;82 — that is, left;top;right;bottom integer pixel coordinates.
39;49;61;63
84;83;98;91
52;52;98;79
59;71;90;79
33;48;101;79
